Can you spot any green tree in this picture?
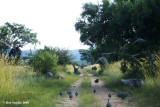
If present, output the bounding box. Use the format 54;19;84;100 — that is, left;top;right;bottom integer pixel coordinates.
79;49;94;64
76;0;160;59
0;22;39;51
29;49;59;75
75;0;160;77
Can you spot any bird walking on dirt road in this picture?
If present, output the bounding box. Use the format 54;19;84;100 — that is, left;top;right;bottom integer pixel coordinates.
69;94;73;100
116;92;131;99
75;91;78;97
93;88;96;93
108;92;111;98
106;98;111;107
94;79;99;83
67;90;72;95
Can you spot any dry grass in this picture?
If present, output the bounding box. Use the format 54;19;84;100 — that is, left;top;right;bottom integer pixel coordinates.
0;58;79;107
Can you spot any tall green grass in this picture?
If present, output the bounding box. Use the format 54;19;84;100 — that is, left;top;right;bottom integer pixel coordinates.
0;58;79;107
134;55;160;107
0;58;17;102
99;62;126;91
78;71;101;107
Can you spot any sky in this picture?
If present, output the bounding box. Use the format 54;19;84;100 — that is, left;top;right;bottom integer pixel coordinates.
0;0;104;50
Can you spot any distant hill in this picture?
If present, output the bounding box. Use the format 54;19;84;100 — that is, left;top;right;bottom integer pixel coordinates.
68;49;81;62
21;49;83;63
21;50;36;57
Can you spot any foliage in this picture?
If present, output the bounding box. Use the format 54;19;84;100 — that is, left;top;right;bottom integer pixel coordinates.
71;61;79;66
93;61;160;107
43;46;72;65
75;0;160;77
29;49;59;75
138;54;160;78
0;58;79;107
0;22;39;50
99;64;105;74
0;57;17;101
0;22;39;64
120;60;128;73
79;49;94;64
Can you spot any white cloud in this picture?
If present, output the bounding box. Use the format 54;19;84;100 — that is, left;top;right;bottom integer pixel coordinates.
0;0;101;50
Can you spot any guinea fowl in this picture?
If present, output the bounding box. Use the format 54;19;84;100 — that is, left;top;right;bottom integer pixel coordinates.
93;88;96;93
106;98;111;107
95;57;108;67
75;91;78;97
94;79;99;83
59;92;62;96
69;94;73;100
67;90;72;95
116;92;131;99
108;92;111;98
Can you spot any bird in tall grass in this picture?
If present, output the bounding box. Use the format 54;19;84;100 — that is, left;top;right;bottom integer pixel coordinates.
69;94;73;100
75;91;78;97
59;92;62;96
108;92;111;98
93;88;96;93
106;98;111;107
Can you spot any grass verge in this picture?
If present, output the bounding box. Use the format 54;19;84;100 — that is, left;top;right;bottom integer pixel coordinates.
0;58;79;107
88;61;160;107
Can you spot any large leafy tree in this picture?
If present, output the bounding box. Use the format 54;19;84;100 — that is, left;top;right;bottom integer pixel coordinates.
79;49;94;64
75;0;160;61
0;22;39;51
75;0;160;77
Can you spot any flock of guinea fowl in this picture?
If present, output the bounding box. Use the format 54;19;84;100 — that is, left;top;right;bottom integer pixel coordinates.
59;78;112;107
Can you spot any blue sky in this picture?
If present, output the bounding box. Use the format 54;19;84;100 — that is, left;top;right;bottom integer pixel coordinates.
0;0;113;50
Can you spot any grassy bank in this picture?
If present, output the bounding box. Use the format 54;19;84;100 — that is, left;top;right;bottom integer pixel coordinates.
89;62;160;107
0;58;79;107
78;71;101;107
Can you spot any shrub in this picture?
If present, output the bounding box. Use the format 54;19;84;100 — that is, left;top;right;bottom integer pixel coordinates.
43;46;72;65
29;50;59;75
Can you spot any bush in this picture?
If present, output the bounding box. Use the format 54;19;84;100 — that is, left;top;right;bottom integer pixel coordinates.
43;46;72;65
29;50;59;75
120;60;128;73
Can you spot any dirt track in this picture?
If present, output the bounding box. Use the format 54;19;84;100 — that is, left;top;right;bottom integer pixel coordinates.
56;73;135;107
88;73;135;107
56;74;83;107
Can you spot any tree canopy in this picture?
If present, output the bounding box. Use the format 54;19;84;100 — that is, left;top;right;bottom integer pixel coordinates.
0;22;39;51
76;0;160;62
75;0;160;76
